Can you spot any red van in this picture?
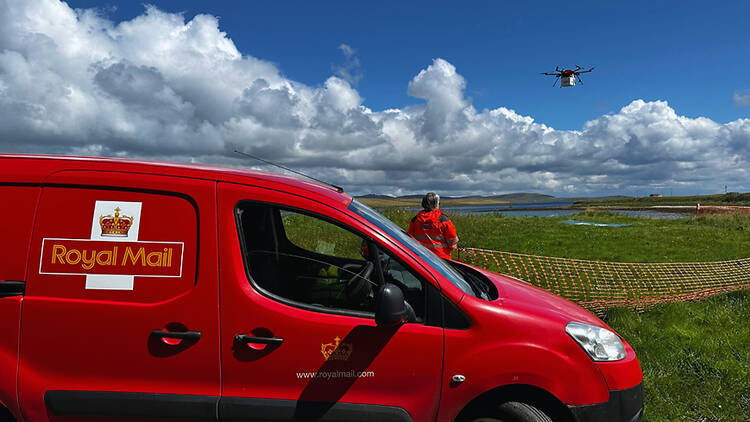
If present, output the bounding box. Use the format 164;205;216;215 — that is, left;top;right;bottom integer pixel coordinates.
0;154;642;422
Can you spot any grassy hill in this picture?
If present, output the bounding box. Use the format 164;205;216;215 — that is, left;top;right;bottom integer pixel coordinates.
357;192;627;208
359;192;750;209
357;196;511;208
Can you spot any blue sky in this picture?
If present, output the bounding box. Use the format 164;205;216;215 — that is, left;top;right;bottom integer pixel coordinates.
1;0;749;197
65;0;750;130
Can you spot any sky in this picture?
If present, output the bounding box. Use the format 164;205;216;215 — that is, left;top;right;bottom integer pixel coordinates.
1;0;749;197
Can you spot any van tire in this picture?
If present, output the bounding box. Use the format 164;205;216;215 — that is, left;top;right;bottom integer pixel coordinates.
0;405;15;422
470;401;553;422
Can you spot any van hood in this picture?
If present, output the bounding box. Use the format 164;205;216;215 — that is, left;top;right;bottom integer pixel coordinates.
473;266;605;327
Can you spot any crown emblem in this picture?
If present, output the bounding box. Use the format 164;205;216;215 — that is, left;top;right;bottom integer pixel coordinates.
99;207;134;237
321;336;353;361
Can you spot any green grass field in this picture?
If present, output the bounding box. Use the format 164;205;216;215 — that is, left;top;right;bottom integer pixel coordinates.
381;208;750;263
379;208;750;421
606;291;750;421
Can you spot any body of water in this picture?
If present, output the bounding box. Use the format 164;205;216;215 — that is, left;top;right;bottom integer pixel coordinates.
439;202;574;215
477;209;581;217
561;220;631;227
405;202;688;219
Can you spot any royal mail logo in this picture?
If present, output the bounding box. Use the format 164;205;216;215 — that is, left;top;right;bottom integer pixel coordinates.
99;207;134;237
40;239;184;277
321;336;353;361
37;200;185;290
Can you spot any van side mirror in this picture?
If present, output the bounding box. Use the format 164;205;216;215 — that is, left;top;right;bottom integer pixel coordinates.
375;283;416;326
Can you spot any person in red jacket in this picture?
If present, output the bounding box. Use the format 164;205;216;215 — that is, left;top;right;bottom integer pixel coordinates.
407;192;459;259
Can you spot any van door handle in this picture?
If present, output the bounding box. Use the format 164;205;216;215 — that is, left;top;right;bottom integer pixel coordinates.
151;329;202;341
235;334;284;345
0;281;25;298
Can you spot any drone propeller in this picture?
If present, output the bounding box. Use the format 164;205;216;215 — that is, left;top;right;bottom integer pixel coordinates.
541;72;559;76
578;66;595;74
574;65;582;71
576;75;584;85
555;66;561;72
552;76;559;87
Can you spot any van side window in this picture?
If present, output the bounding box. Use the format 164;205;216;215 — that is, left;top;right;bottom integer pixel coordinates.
281;211;363;260
236;202;425;319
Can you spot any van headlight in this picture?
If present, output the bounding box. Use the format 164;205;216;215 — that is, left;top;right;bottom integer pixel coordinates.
565;322;626;361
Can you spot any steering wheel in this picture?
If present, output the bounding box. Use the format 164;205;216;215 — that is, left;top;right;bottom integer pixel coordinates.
344;261;374;304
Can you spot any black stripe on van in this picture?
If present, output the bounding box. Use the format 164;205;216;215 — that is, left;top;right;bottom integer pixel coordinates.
219;397;413;422
44;390;218;420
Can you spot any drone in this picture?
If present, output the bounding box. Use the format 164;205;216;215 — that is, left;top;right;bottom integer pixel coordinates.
541;65;595;87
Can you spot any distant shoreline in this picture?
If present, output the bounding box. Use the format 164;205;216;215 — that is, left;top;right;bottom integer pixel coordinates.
357;197;511;208
358;192;750;211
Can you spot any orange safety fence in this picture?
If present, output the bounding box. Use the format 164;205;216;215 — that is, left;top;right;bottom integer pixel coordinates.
696;205;750;216
457;247;750;315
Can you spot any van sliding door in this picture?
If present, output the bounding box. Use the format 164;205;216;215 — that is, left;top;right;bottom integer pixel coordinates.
18;172;220;422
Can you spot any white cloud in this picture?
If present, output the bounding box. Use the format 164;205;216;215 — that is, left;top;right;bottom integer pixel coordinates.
1;0;749;197
407;59;472;141
333;43;362;85
734;89;750;107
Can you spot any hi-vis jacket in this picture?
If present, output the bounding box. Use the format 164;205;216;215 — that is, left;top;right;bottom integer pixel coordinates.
407;209;459;259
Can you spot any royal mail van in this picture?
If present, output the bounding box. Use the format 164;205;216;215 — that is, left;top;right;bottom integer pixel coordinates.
0;154;642;422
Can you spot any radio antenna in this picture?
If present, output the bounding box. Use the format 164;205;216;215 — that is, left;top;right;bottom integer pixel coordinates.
234;150;344;193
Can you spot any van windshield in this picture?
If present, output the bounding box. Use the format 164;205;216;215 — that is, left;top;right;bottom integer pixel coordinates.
348;199;473;295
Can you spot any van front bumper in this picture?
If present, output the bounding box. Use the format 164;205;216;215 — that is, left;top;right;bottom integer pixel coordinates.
568;382;643;422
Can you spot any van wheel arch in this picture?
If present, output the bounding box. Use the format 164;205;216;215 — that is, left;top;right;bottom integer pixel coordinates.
455;384;575;422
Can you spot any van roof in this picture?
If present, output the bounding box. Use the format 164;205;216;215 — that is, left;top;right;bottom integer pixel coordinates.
0;154;353;207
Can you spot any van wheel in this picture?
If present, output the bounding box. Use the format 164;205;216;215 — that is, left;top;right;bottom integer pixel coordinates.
470;401;553;422
0;405;16;422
